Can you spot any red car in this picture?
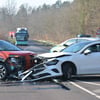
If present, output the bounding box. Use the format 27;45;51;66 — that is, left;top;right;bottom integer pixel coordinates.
0;40;36;80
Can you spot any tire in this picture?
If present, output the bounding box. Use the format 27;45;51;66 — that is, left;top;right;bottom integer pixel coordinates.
62;63;73;81
0;63;8;80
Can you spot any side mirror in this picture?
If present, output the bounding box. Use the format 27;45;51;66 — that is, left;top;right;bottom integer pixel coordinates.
84;49;91;55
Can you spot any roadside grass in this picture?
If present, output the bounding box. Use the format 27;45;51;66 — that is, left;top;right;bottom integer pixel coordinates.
8;37;16;44
33;40;57;47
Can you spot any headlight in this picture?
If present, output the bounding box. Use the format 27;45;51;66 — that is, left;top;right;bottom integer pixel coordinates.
0;57;4;62
10;58;17;63
9;55;20;63
45;59;59;66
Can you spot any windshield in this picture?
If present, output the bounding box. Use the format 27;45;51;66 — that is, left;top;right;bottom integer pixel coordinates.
61;41;91;53
16;33;28;36
60;39;77;46
16;34;25;40
0;40;21;51
15;33;28;40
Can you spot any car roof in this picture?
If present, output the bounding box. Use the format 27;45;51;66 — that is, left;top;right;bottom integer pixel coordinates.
0;40;8;43
61;40;100;53
61;37;100;45
68;37;100;40
70;40;100;46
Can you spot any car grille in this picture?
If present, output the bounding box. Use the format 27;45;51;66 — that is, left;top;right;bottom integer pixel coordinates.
16;56;26;71
21;55;35;70
16;55;35;71
33;63;45;74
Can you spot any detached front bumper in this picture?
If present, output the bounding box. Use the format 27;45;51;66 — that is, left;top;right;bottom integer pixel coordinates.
21;61;62;81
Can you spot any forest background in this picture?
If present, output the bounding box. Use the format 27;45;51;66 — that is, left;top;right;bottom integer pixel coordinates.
0;0;99;43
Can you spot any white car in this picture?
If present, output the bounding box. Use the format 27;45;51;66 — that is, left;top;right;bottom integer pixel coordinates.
50;37;99;52
24;40;100;81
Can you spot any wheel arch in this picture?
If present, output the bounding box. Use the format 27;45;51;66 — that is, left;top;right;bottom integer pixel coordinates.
61;61;77;75
0;60;11;74
0;61;8;80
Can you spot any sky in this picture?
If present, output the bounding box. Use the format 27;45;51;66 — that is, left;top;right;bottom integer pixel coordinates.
0;0;74;8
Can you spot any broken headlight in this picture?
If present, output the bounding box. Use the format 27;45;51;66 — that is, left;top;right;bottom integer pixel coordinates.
10;58;17;63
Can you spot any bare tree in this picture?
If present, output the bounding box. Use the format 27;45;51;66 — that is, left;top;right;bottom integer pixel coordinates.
5;0;17;15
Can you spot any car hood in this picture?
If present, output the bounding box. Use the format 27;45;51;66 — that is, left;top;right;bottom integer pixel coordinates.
9;51;35;55
37;52;72;58
1;51;36;58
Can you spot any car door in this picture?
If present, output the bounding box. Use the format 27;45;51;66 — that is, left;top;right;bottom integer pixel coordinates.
75;44;100;74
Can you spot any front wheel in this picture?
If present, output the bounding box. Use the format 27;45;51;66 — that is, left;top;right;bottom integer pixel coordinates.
62;63;73;81
0;63;8;80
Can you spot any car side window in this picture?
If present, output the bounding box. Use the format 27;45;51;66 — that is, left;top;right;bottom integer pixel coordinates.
97;44;100;52
87;44;100;52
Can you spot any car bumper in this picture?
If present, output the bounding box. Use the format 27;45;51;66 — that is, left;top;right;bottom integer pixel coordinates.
21;63;62;81
15;41;28;45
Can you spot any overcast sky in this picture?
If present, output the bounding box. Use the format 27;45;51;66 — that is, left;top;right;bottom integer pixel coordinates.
0;0;74;8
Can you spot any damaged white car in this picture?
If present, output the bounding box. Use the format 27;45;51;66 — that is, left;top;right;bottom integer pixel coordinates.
21;40;100;81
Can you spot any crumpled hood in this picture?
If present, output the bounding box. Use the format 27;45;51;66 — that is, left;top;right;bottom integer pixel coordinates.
6;51;35;55
0;51;36;59
37;52;72;58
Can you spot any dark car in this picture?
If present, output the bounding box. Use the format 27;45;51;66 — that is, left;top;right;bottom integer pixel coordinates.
15;27;29;45
0;40;36;80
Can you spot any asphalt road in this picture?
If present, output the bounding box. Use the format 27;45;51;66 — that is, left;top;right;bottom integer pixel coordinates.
1;40;100;100
0;77;100;100
21;40;52;53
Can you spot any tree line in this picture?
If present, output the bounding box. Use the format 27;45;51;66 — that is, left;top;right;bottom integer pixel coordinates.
0;0;100;43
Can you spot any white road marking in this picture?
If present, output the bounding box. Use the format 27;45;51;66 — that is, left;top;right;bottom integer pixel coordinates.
69;81;100;99
76;80;100;86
